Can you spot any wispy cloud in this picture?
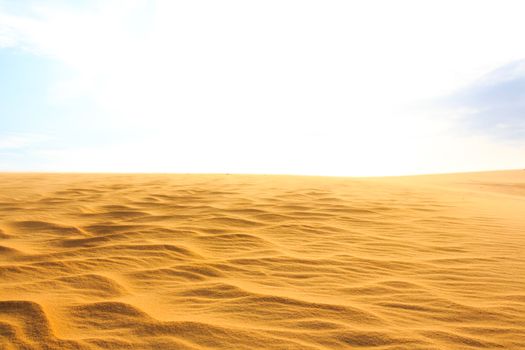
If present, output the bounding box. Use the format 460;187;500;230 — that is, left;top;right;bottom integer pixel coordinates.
0;132;51;150
0;24;15;48
438;59;525;139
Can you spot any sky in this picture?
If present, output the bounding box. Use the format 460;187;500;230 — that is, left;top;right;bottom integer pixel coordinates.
1;0;524;176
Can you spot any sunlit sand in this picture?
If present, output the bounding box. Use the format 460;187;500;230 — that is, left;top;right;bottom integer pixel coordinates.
0;171;524;349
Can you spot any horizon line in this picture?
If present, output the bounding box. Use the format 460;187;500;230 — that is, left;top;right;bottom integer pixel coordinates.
0;168;523;179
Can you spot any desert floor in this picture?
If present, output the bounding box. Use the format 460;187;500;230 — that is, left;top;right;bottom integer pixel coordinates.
0;171;524;349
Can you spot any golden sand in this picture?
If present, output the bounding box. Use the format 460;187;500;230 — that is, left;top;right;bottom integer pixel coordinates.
0;171;524;349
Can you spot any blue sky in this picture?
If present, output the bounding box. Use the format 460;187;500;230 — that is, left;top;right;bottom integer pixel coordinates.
439;59;525;140
0;47;119;168
1;0;524;175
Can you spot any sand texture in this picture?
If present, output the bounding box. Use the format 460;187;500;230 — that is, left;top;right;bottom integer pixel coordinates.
0;171;524;349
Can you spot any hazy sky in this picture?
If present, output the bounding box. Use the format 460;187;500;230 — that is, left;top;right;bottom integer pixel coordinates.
1;0;524;175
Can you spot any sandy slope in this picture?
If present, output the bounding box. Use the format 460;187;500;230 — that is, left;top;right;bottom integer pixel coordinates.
0;171;524;349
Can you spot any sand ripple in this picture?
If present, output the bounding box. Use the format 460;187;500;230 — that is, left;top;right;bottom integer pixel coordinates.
0;172;524;349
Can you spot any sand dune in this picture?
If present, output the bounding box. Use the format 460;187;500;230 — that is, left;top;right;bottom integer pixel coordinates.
0;171;524;349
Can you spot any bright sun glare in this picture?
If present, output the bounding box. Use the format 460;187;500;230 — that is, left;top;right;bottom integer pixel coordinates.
1;0;525;175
